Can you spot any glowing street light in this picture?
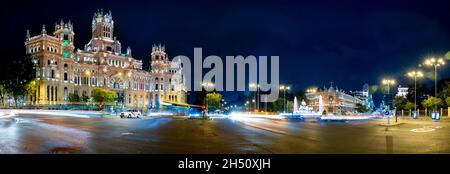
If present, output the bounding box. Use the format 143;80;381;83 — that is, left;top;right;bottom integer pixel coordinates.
306;88;317;93
381;79;395;94
279;85;291;113
249;83;259;112
424;57;445;116
202;82;214;114
407;70;424;118
381;78;395;125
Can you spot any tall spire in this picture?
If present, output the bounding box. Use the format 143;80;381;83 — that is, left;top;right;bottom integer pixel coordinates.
26;30;30;40
127;46;132;56
41;25;47;35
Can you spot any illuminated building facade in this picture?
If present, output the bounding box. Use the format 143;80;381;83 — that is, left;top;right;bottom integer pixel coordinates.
396;85;409;98
24;10;186;109
306;85;364;114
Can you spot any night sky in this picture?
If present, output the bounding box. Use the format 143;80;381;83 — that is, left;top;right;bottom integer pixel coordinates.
2;0;450;103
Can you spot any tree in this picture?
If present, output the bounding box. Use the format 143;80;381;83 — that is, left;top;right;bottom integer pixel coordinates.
406;83;430;109
394;96;407;111
439;81;450;99
0;85;6;107
24;80;37;97
356;103;369;113
91;87;118;104
81;94;90;103
68;93;80;102
446;97;450;108
404;102;415;111
206;92;222;112
422;97;443;110
0;53;35;107
271;98;284;112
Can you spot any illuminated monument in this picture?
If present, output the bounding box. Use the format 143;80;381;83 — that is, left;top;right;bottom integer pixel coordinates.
24;9;187;109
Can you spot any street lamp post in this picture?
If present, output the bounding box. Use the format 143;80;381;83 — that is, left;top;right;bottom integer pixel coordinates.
257;84;260;111
285;86;291;113
251;99;256;112
306;88;317;112
382;79;396;125
202;82;214;115
280;85;285;113
424;57;445;120
279;85;290;113
407;71;423;119
249;83;260;112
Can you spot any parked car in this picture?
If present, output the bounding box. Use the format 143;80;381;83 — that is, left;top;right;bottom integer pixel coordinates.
120;110;142;118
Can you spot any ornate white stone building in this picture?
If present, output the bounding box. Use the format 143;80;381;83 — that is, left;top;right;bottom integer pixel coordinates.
24;10;186;109
306;85;364;114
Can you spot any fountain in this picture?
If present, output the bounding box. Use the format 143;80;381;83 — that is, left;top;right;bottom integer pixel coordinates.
318;95;324;114
288;94;324;119
293;96;298;113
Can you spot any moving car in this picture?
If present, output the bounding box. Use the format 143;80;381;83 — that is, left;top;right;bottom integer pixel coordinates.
120;109;142;118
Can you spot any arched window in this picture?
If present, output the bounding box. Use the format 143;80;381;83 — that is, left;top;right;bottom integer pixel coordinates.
51;86;54;101
63;87;68;101
64;72;68;81
47;86;49;101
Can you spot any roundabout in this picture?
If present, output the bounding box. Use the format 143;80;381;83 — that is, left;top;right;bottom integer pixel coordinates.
410;127;436;133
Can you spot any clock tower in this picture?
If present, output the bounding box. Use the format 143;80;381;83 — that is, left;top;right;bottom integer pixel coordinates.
85;9;121;53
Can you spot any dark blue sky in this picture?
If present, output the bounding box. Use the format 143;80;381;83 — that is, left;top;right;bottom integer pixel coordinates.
2;0;450;103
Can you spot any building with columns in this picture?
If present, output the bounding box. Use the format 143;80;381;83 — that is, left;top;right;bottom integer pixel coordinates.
24;9;186;110
305;84;364;114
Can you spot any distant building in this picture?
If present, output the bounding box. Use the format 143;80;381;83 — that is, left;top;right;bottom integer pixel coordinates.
349;83;374;110
396;85;408;98
305;84;364;114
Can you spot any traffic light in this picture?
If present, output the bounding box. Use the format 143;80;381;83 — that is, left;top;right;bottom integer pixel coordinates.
201;105;206;110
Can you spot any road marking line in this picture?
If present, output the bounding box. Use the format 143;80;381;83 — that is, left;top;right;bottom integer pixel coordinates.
410;128;435;133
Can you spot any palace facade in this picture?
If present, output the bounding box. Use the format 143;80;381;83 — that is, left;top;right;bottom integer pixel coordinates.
306;85;364;114
24;10;187;109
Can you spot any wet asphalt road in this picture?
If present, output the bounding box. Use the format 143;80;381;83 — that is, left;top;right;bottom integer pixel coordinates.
1;114;450;154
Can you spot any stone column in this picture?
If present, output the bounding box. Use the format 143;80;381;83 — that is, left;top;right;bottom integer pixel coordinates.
448;107;450;117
